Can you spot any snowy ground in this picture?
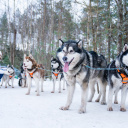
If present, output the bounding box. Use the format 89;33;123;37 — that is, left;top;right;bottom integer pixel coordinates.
0;79;128;128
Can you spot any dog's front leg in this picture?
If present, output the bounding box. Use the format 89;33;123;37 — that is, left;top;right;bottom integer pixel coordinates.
63;78;65;90
22;78;25;88
120;86;127;112
60;82;75;110
51;76;56;93
58;75;61;93
26;76;32;95
114;88;120;104
11;78;14;88
79;82;88;114
5;78;9;88
41;78;44;92
107;86;114;111
35;78;40;96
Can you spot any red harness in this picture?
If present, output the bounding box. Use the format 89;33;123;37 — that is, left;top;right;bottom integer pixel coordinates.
9;75;13;79
117;69;128;84
29;72;33;78
53;72;60;79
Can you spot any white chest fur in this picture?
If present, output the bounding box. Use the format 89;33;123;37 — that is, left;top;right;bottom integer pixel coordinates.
76;71;87;85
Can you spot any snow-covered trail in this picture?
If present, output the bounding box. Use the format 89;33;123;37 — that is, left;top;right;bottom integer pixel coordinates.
0;79;128;128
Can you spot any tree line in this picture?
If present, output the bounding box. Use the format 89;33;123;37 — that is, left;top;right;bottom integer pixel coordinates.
0;0;128;74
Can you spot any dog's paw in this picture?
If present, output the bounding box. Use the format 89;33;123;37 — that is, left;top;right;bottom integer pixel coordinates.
60;106;69;110
26;92;30;95
101;101;106;105
63;89;65;90
35;90;37;92
36;94;40;96
114;101;118;104
120;107;126;112
78;108;86;114
12;87;14;88
41;90;44;92
107;107;113;111
5;86;7;88
58;91;61;93
51;91;54;93
95;99;100;102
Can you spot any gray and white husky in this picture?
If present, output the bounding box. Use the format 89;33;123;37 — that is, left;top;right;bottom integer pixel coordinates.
51;57;65;93
57;39;107;113
1;65;15;88
107;44;128;112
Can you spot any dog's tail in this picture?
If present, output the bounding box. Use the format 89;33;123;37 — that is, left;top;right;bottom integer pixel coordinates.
18;78;22;86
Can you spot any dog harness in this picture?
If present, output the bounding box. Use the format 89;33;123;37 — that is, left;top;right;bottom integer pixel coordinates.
53;71;60;79
29;72;33;78
117;69;128;84
9;75;13;79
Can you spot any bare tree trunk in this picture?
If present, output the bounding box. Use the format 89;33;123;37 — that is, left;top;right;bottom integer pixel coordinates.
8;0;12;64
124;0;128;43
95;0;99;53
116;0;123;54
107;0;111;62
13;0;16;66
90;0;96;51
47;0;54;66
57;0;63;48
41;0;46;66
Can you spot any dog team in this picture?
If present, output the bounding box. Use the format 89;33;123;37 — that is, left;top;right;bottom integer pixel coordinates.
0;39;128;113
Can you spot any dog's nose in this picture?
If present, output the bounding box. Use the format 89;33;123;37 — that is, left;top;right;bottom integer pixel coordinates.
63;56;67;62
23;63;25;65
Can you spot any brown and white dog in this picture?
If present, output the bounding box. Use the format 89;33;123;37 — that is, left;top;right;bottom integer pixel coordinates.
23;54;45;96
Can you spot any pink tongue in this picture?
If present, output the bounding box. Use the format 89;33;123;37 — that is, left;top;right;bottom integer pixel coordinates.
63;62;69;72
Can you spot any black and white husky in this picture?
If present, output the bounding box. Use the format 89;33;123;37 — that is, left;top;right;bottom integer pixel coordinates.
18;64;27;88
57;39;107;113
107;44;128;112
51;57;65;93
1;65;15;88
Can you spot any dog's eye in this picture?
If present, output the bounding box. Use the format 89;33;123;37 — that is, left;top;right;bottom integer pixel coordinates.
70;50;73;53
63;50;65;53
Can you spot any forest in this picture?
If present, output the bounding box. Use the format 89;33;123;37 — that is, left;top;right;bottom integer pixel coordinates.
0;0;128;73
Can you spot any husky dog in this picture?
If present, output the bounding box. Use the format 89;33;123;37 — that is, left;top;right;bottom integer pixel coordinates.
107;44;128;112
1;65;15;88
51;57;65;93
23;54;45;96
90;54;107;103
0;51;2;61
18;64;27;88
57;39;107;113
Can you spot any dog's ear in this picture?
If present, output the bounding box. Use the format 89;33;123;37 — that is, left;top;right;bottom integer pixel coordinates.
123;43;128;52
78;40;83;49
29;54;34;59
59;39;64;47
51;56;54;61
12;65;14;69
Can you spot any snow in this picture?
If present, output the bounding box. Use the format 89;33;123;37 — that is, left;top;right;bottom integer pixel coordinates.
0;79;128;128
